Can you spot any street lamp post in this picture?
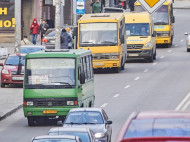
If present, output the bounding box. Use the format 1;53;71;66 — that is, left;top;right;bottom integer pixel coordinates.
15;0;21;49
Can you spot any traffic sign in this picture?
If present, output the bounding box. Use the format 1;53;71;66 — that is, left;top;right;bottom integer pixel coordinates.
76;0;85;15
138;0;166;14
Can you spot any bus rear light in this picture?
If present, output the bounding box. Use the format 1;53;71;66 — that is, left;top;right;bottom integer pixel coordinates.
42;38;48;43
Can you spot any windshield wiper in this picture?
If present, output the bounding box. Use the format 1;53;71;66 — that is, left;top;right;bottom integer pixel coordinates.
51;82;72;86
100;41;117;45
6;64;16;66
80;42;95;44
154;22;168;25
80;122;96;125
65;122;83;125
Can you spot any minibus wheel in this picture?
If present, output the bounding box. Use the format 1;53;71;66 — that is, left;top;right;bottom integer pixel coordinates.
187;49;190;52
113;67;121;73
1;83;5;88
27;117;35;126
147;51;153;62
153;50;156;60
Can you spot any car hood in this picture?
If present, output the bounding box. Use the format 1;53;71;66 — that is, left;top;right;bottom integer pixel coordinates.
63;124;106;133
3;65;24;72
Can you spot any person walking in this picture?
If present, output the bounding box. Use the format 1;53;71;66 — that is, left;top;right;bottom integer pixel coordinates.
30;18;39;45
92;0;102;13
60;28;73;49
39;19;49;42
129;0;137;11
65;27;73;49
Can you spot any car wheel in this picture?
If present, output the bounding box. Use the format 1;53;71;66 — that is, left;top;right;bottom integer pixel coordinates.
1;83;5;88
27;117;35;126
187;48;190;52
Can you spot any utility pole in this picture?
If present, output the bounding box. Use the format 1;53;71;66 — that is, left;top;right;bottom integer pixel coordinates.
15;0;21;49
55;0;62;49
73;0;77;26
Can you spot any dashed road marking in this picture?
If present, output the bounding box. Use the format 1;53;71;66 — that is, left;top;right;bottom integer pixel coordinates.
125;85;131;89
144;69;149;73
180;39;184;42
175;92;190;111
152;63;157;65
175;44;178;47
101;103;108;108
160;56;165;59
113;94;120;98
168;50;172;53
134;77;140;81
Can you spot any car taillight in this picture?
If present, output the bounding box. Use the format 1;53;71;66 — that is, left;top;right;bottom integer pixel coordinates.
42;38;48;43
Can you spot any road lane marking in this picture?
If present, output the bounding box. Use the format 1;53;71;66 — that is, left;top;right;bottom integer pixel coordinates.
134;77;140;81
113;94;120;98
124;85;131;89
181;100;190;111
144;69;149;73
175;44;178;47
175;92;190;111
101;103;108;108
160;56;165;59
152;63;157;65
168;50;172;53
180;39;184;42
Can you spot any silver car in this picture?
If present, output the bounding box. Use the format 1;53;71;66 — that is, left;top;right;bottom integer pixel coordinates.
184;32;190;52
62;108;112;142
48;127;96;142
42;28;56;49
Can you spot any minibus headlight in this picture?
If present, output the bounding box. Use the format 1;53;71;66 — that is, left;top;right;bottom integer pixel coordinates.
2;69;9;74
144;42;151;48
67;101;74;105
27;101;34;106
161;31;170;36
110;55;119;59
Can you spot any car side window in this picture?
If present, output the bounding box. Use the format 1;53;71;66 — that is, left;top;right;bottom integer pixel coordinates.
102;109;109;121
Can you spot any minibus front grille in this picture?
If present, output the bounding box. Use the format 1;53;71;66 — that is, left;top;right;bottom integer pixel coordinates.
34;101;64;106
127;44;144;49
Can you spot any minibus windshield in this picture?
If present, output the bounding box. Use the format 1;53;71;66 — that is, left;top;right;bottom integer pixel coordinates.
25;58;75;89
79;23;118;47
153;5;169;25
126;23;150;36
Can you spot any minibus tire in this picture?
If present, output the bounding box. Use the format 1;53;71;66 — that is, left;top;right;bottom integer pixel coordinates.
153;50;156;60
1;83;5;88
27;117;35;126
187;49;190;52
113;67;121;73
121;58;125;70
147;51;153;63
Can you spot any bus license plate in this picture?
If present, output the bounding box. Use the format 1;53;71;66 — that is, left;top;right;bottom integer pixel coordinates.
12;77;24;80
128;54;139;57
94;63;104;66
43;110;57;114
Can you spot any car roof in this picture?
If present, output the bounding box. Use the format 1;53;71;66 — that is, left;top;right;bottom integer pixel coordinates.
49;127;90;133
33;135;77;140
9;53;26;57
20;45;45;48
69;108;103;112
136;111;190;119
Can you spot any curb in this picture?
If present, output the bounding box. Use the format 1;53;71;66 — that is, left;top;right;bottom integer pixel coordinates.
0;104;23;121
174;7;190;9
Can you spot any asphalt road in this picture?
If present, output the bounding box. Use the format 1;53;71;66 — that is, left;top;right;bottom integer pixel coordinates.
1;9;190;142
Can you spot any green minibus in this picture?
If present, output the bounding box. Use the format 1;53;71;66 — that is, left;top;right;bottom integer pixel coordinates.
23;49;95;126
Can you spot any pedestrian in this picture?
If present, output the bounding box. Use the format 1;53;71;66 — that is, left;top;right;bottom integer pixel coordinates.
39;19;49;43
60;28;73;49
92;0;102;13
30;18;39;45
129;0;136;11
65;27;73;49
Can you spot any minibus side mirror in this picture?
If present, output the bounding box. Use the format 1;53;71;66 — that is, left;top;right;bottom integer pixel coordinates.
120;35;125;44
0;63;3;66
80;73;85;84
172;16;175;23
152;31;156;37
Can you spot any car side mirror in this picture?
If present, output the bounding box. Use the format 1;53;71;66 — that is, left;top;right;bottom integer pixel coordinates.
0;63;3;66
184;32;188;35
120;35;125;44
152;31;156;37
106;120;112;124
80;72;85;84
57;121;63;126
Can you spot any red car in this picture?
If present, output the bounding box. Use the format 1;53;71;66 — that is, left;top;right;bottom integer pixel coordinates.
115;111;190;142
0;54;25;88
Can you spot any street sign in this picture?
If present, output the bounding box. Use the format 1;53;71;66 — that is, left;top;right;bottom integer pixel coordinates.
76;0;85;15
138;0;166;14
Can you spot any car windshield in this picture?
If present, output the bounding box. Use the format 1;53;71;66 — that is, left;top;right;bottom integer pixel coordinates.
25;58;75;89
20;47;44;54
45;29;55;36
79;23;118;46
50;132;90;142
124;118;190;138
5;56;25;66
153;5;169;25
65;111;104;124
126;23;150;36
33;139;76;142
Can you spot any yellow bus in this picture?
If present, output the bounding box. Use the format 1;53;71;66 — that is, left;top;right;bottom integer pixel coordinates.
135;0;175;48
77;13;127;73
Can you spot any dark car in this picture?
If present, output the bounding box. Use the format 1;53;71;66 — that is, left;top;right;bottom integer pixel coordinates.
48;127;96;142
62;108;112;142
31;135;82;142
115;111;190;142
16;45;45;54
0;53;25;88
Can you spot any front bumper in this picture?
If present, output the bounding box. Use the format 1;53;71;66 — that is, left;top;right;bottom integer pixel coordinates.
127;49;152;59
23;106;78;117
95;137;108;142
1;74;23;84
93;60;120;68
156;37;171;44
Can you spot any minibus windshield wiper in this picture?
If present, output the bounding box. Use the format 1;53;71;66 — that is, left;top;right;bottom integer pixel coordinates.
80;41;95;44
154;22;168;25
50;82;72;86
100;41;117;45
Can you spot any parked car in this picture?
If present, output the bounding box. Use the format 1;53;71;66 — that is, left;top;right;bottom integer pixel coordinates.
31;135;82;142
62;108;112;142
115;111;190;142
0;53;25;88
102;7;126;13
48;127;96;142
184;32;190;52
15;45;45;54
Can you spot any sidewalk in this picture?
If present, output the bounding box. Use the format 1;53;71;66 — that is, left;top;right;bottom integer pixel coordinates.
174;0;190;9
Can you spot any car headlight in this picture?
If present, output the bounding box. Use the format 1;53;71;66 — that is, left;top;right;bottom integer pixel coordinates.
144;42;151;48
95;132;105;138
2;69;9;74
26;101;33;106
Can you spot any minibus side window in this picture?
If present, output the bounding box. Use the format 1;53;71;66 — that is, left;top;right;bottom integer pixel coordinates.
86;55;91;80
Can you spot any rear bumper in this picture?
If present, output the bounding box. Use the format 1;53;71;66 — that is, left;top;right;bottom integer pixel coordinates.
1;74;23;84
93;60;120;68
156;37;171;44
43;43;55;49
127;49;152;59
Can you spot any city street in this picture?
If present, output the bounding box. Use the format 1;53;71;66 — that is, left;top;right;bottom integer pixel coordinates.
1;9;190;142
